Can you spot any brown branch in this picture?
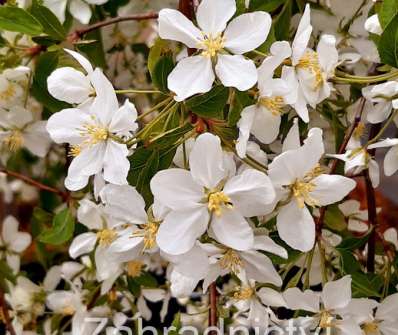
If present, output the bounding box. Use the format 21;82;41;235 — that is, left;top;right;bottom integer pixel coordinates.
0;167;69;201
0;288;16;335
316;97;366;235
365;123;381;272
208;282;218;331
179;0;196;56
68;12;159;41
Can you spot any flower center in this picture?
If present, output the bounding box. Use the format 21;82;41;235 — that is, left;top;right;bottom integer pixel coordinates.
362;322;379;334
132;222;159;250
3;130;24;151
319;311;334;329
290;164;323;208
233;286;254;301
208;191;232;216
97;229;117;246
259;96;285;116
81;123;109;144
61;306;75;315
297;51;324;89
200;33;225;58
219;249;242;274
68;145;82;157
0;82;17;102
126;260;144;277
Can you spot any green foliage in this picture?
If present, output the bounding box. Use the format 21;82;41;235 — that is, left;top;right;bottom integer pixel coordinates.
249;0;285;12
151;54;174;92
274;0;292;41
336;230;372;251
31;51;70;113
148;38;170;77
0;260;16;288
378;14;398;68
186;85;229;119
0;6;43;36
379;0;398;28
324;204;347;232
38;208;75;245
30;1;66;41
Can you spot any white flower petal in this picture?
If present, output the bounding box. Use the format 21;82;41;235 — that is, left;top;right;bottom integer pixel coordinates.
196;0;236;35
322;275;352;310
150;168;203;210
189;133;227;189
253;235;287;259
277;201;315;252
102;141;129;185
236;105;256;158
43;0;67;23
282;118;300;152
64;49;93;74
250;106;281;144
210;208;253;251
364;14;382;35
69;232;97;259
69;0;92;24
158;9;202;48
223;12;271;54
168;55;215;101
109;99;138;134
47;67;92;104
317;34;338;74
376;292;398;321
156;207;209;255
215;54;257;91
292;4;312;64
310;174;356;206
257;287;287;307
284;287;320;313
224;169;275;216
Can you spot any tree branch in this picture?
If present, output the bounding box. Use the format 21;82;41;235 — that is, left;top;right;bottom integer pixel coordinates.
208;282;218;331
68;12;159;41
0;167;69;201
0;288;16;335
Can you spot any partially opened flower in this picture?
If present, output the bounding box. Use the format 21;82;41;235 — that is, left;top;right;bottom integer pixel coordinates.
0;106;51;157
151;133;276;255
46;69;138;190
362;82;398;124
268;128;356;251
0;215;31;273
47;49;96;108
158;0;272;101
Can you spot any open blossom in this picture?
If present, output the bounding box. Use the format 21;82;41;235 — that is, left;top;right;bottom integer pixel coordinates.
0;106;51;157
158;0;271;101
236;41;298;157
151;133;275;255
0;66;30;109
0;216;31;273
44;0;108;24
46;68;138;190
268;128;356;251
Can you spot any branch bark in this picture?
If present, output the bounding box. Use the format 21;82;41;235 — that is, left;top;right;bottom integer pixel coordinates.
208;282;218;331
0;288;16;335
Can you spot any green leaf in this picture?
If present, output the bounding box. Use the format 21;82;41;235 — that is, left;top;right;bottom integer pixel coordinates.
151;55;174;92
168;313;182;335
351;272;382;298
30;1;66;40
338;249;361;274
0;6;43;36
336;230;372;251
324;204;347;232
186;85;229;119
0;260;16;285
274;0;292;41
379;0;398;28
249;0;285;12
148;38;169;76
135;272;158;288
31;51;70;112
228;90;253;126
378;14;398;68
38;208;75;245
148;123;193;150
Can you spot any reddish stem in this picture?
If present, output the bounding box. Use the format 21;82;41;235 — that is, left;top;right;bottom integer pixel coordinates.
209;282;218;331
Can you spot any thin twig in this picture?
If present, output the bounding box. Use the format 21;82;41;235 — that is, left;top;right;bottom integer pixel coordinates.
365;123;381;273
315;97;366;235
0;167;68;201
209;282;218;331
69;12;159;41
0;288;16;335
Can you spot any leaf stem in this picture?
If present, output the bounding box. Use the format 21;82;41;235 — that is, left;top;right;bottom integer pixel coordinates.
115;89;164;95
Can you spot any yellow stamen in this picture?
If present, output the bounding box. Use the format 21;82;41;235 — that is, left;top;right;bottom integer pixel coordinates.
68;145;81;157
126;260;144;277
219;249;242;274
319;311;333;329
132;222;159;250
81;123;108;145
3;130;24;151
353;122;366;140
259;96;285;116
0;83;17;102
233;286;254;300
199;33;225;58
208;191;232;216
291;179;318;208
297;51;324;89
362;322;379;334
61;306;75;315
97;229;117;246
108;290;118;302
